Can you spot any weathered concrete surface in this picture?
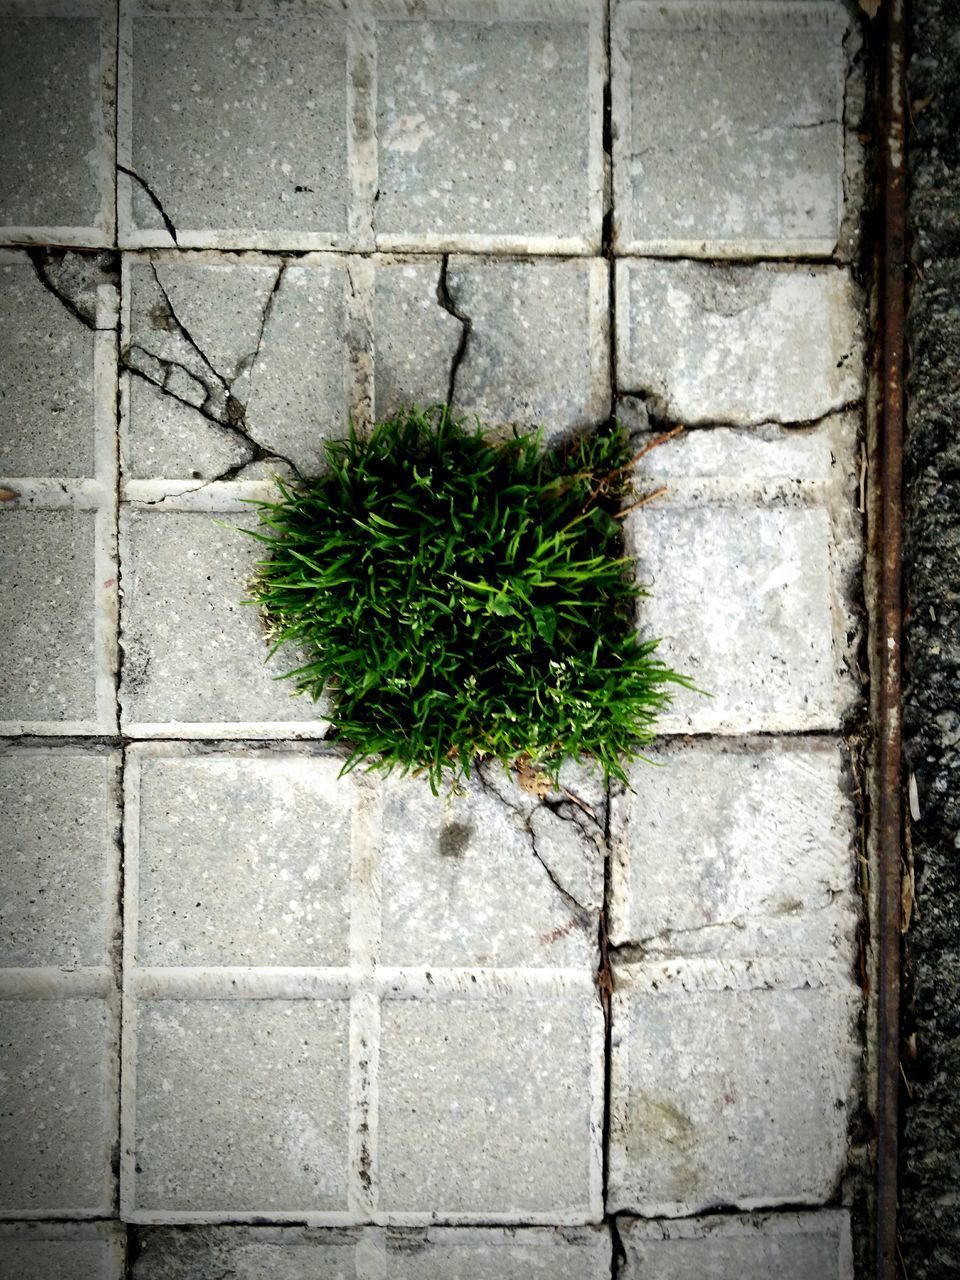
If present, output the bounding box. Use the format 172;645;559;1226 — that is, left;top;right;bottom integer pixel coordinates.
901;0;960;1274
373;259;462;418
612;1;849;257
616;260;863;424
0;2;115;245
619;1211;853;1280
0;1222;124;1280
130;1224;611;1279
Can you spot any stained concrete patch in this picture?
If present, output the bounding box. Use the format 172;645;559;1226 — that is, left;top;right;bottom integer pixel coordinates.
119;507;329;736
610;738;857;963
119;3;357;249
619;1211;853;1280
128;751;353;967
377;990;602;1217
0;1;115;245
0;996;117;1214
612;1;848;256
0;1222;124;1280
128;997;351;1215
0;747;120;969
608;967;860;1216
616;260;863;424
373;4;602;252
448;257;609;439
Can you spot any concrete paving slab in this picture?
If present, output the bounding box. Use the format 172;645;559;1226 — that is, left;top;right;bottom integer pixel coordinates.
126;995;351;1217
616;261;863;425
372;1;603;253
612;1;848;256
132;1226;362;1279
378;770;602;968
607;964;860;1215
382;1225;612;1278
121;254;369;479
118;1;368;250
447;257;609;440
0;993;118;1215
0;1222;124;1280
127;749;354;967
619;1210;853;1280
609;738;857;960
0;746;120;969
118;506;330;736
373;258;462;419
0;0;115;246
377;985;603;1219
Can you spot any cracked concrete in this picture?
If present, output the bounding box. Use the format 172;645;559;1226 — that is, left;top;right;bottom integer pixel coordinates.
0;1;870;1275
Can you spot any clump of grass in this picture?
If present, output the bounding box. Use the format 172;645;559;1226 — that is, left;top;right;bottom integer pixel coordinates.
244;406;690;791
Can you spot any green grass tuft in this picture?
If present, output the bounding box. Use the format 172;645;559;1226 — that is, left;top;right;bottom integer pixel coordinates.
243;405;691;792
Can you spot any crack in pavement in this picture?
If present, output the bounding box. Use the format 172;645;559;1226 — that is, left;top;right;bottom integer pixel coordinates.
26;248;114;332
118;164;179;243
436;254;473;410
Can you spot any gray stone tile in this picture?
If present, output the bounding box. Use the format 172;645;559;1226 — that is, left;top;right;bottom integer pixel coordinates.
0;996;117;1214
0;2;115;245
609;739;858;963
378;770;602;969
626;503;844;732
616;261;863;425
119;507;329;736
448;258;609;440
119;3;360;249
0;509;100;729
128;997;351;1214
0;258;97;479
0;747;120;969
373;4;603;252
607;968;860;1215
128;750;354;967
383;1226;612;1278
0;1222;124;1280
619;1210;853;1280
612;2;848;256
132;1226;360;1280
377;989;603;1218
122;256;364;480
372;259;462;418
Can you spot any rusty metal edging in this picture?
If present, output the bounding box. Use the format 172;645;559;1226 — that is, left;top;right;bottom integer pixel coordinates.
876;0;907;1274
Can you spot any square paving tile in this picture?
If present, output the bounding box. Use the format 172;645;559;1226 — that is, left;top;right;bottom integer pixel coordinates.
373;3;603;252
0;0;115;245
612;1;848;256
0;995;118;1216
0;747;120;970
126;996;351;1217
118;2;363;249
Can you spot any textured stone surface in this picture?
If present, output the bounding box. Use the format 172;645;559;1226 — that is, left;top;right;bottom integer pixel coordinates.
120;4;355;248
0;1223;124;1280
119;508;328;734
902;0;960;1272
627;503;843;732
0;997;117;1214
0;259;97;478
610;739;857;963
128;750;353;966
616;261;863;424
373;259;462;418
0;3;114;243
377;991;602;1217
379;769;602;968
619;1211;853;1280
129;998;351;1215
0;748;120;969
122;256;362;480
0;510;99;726
608;969;860;1216
448;257;609;439
373;7;602;251
612;2;848;255
382;1226;612;1278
